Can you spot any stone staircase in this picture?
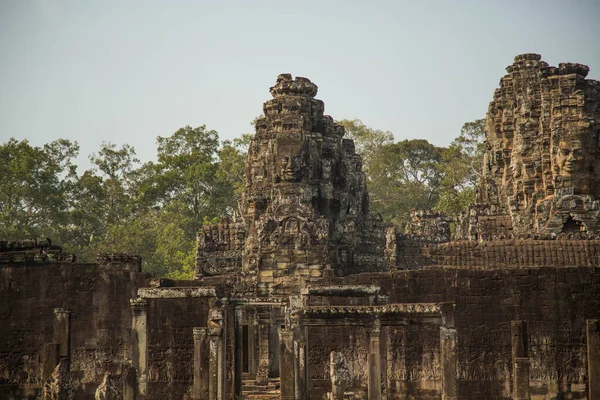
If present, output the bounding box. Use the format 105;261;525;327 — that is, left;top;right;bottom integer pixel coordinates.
241;373;280;399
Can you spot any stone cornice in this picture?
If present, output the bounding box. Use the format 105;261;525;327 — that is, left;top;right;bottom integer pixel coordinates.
295;303;441;315
138;287;216;299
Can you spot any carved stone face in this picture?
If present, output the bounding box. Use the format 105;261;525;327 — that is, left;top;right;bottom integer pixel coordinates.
510;155;523;179
277;141;304;182
556;140;585;176
280;155;296;181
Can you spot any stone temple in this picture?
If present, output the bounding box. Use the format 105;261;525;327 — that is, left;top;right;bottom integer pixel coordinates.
2;54;600;400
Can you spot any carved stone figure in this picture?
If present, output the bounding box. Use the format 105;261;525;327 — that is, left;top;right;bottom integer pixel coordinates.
42;359;73;400
330;351;352;400
94;373;119;400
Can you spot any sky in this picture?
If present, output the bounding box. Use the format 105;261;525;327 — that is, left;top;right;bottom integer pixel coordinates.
1;0;600;170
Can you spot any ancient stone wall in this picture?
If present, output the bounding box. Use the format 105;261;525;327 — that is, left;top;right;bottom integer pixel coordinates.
0;262;152;399
404;209;452;242
306;266;600;399
394;238;600;269
196;215;244;277
147;297;210;398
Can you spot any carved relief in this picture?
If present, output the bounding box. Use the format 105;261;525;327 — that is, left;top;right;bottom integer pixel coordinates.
457;54;600;239
199;73;386;290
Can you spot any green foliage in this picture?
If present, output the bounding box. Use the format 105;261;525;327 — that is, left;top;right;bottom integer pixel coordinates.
434;119;485;216
338;119;393;171
0;123;247;277
338;118;485;228
0;116;483;275
367;139;444;227
0;138;79;239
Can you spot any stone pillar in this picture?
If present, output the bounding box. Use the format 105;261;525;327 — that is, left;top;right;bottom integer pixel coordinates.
235;308;243;397
130;298;148;396
193;327;209;400
41;343;59;381
511;321;529;400
278;328;295;400
440;327;458;400
209;326;222;400
293;338;300;400
122;364;137;400
587;319;600;400
248;314;258;377
511;321;528;364
297;326;308;400
513;358;530;400
367;319;382;400
256;312;271;384
53;308;71;362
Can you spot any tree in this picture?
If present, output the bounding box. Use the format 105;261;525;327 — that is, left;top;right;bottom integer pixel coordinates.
434;119;485;216
337;119;393;172
368;139;444;227
64;142;141;260
0;138;79;239
216;134;251;203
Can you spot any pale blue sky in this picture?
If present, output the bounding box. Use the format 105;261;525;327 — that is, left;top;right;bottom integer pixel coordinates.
1;0;599;169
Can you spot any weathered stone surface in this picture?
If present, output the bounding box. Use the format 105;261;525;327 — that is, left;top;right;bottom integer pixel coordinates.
456;53;600;240
196;74;386;293
330;351;351;400
94;373;119;400
3;55;600;400
405;209;452;242
42;358;73;400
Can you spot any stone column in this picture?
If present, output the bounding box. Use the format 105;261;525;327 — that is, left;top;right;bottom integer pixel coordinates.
130;298;148;396
193;327;209;400
278;328;295;400
293;338;300;400
235;307;243;397
209;326;222;400
587;319;600;400
41;343;60;381
53;308;71;362
511;321;529;400
256;312;271;384
513;358;530;400
248;314;258;377
122;364;137;400
367;318;382;400
297;326;308;400
440;327;458;400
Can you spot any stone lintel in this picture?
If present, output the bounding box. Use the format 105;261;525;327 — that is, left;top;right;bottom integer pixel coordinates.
137;287;216;298
229;297;289;306
296;303;441;315
301;285;381;296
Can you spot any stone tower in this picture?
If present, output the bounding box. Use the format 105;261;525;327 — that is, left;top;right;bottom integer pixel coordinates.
196;74;386;294
459;54;600;239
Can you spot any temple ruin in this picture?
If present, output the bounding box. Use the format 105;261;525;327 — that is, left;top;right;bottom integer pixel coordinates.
2;54;600;400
